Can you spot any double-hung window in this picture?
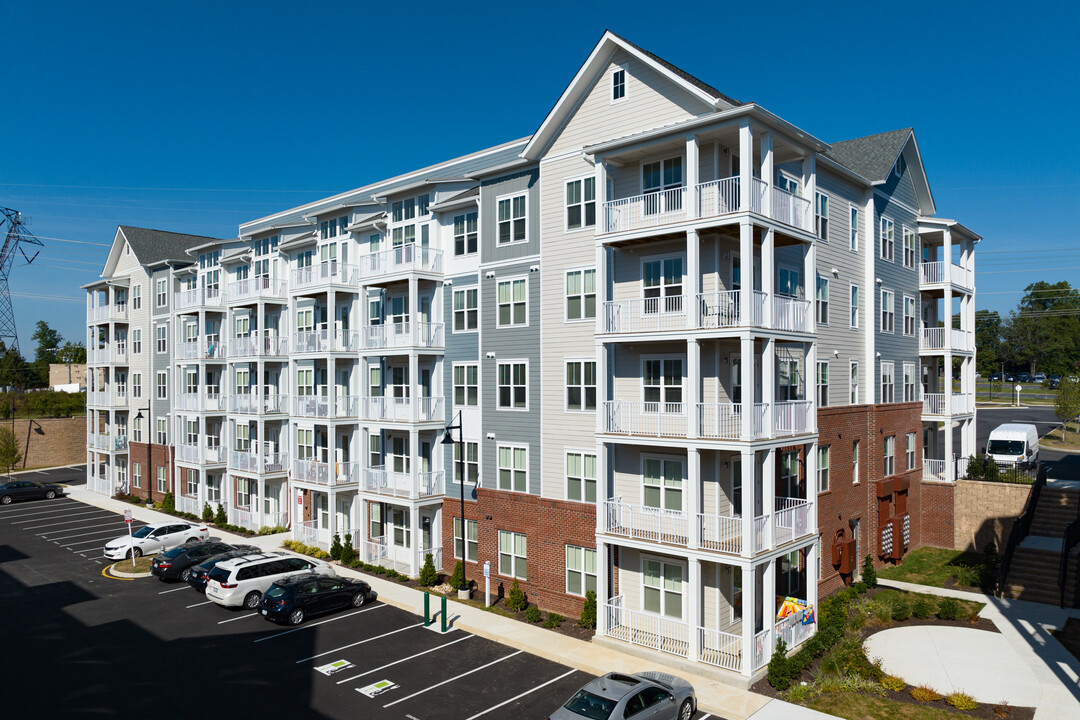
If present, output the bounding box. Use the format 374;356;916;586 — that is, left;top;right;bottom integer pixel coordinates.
497;193;527;245
132;373;142;400
642;358;682;410
850;284;859;328
903;362;917;402
453;288;478;332
566;177;596;230
849;361;859;404
498;445;527;492
131;284;142;310
780;450;799;496
853;440;861;484
881;290;895;333
565;268;596;320
817;361;829;407
453;442;479;485
155;325;167;353
643;457;682;511
156;371;167;400
453;518;478;562
906;432;917;470
156;418;167;445
498;530;527;579
132;328;142;354
566;545;597;596
566;360;596;411
643;558;682;619
903;296;917;336
903;227;917;269
453;212;477;256
132;462;142;489
884;436;895;476
155;278;167;307
815;192;829;240
816;276;829;325
880;217;895;261
642;157;683;214
566;451;596;503
453;364;478;407
818;446;830;492
642;257;682;313
850;205;859;252
611;67;626;101
497;278;527;326
881;361;895;403
497;361;527;409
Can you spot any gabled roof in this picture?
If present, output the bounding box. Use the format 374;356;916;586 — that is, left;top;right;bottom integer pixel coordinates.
824;128;912;183
522;30;742;160
119;226;227;266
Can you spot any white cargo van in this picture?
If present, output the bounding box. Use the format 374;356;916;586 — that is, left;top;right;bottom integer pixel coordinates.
986;423;1040;467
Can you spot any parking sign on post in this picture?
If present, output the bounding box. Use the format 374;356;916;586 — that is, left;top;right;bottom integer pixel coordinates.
124;509;135;568
124;509;132;524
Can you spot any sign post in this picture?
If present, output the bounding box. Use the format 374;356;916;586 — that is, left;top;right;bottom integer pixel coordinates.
1014;383;1022;407
483;561;491;608
124;509;134;568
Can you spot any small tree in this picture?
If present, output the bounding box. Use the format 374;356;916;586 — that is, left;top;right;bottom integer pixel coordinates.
767;639;791;691
507;579;527;612
329;533;343;560
1056;377;1080;440
419;553;439;587
160;492;175;513
340;533;356;565
201;502;214;523
449;560;464;591
578;589;597;629
0;427;22;477
862;554;878;589
213;503;227;526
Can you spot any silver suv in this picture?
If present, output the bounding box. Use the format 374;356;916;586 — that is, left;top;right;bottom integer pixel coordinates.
205;552;335;609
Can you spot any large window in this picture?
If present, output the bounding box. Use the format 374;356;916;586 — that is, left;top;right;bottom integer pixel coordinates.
853;440;860;484
884;436;895;476
497;193;527;245
132;462;141;489
906;432;917;471
780;450;799;497
453;364;478;407
643;558;682;619
642;157;683;215
566;545;597;596
498;445;527;492
642;257;682;313
881;361;895;403
132;328;142;355
155;278;167;307
817;361;829;408
132;373;142;400
778;358;801;402
881;289;895;333
566;177;596;230
157;466;167;493
566;451;597;503
903;296;917;336
132;284;142;311
903;227;917;269
880;217;894;261
850;284;859;328
453;212;477;256
816;276;829;325
497;278;527;327
497;362;527;409
156;418;167;445
453;288;478;332
155;325;167;353
818;446;830;492
453;518;478;562
815;192;829;240
566;360;596;411
565;268;596;320
498;530;527;579
643;457;682;510
903;363;917;402
156;371;168;400
642;358;682;408
453;441;479;485
850;205;859;252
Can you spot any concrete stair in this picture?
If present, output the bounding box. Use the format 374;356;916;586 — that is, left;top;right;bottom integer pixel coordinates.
1032;487;1080;537
1001;485;1080;606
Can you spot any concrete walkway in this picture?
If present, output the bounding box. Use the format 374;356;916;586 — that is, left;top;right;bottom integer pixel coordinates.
62;483;831;720
879;578;1080;719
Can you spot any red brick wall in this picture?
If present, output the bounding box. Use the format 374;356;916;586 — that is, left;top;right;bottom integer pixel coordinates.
441;489;597;618
921;482;955;548
127;442;172;503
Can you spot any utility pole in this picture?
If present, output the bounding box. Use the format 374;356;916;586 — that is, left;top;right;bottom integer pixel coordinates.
0;209;43;355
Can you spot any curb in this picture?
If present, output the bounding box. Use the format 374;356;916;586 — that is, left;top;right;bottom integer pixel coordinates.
105;563;152;579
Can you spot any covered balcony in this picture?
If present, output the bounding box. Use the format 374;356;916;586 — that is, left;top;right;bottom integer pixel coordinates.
922;392;974;416
174;392;224;413
602;292;811;336
360;535;443;577
175;442;224;465
291;458;361;486
175;340;226;361
227;334;288;358
362;467;444;500
291;261;360;290
227;393;288;415
226;277;287;303
919;261;973;291
359;396;444;424
227;450;288;475
175;286;224;310
357;244;442;281
920;327;973;353
88;303;129;323
602;399;813;441
361;322;445;352
292;328;362;354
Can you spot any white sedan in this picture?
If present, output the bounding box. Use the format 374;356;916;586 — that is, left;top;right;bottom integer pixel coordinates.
103;521;209;560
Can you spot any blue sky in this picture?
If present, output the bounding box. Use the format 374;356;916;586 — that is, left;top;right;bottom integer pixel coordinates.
2;0;1077;350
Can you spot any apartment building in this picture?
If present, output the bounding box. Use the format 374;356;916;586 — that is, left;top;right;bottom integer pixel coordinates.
85;31;976;685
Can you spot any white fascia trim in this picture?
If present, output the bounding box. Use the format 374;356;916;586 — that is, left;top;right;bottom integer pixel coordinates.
239;137;529;234
917;217;982;242
465;158;534;179
429;196;480;213
301;201;377;222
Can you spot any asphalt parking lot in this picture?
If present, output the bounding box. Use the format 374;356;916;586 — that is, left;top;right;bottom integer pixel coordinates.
1;467;717;720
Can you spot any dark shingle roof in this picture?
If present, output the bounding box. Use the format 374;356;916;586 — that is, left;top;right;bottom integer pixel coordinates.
612;32;742;108
119;226;229;266
825;128;912;183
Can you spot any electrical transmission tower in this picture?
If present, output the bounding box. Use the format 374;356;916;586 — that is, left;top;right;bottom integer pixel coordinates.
0;208;43;355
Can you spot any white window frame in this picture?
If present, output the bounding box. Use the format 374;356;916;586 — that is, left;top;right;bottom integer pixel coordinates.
156;418;167;445
452;363;478;407
903;295;917;337
452;287;478;333
496;191;528;246
880;289;895;334
641;555;684;620
132;328;142;355
903;362;917;402
853;440;860;484
815;191;829;241
880;217;895;261
817;361;829;408
131;284;142;310
496;360;528;411
641;355;684;409
132;462;141;489
565;267;596;322
132;373;142;400
849;204;859;253
453;517;478;562
497;443;528;493
641;253;684;312
452;211;478;256
850;283;859;329
902;226;917;269
881;361;895;404
884;436;895;476
156;371;167;400
611;65;627;103
906;432;916;471
849;360;859;405
565;176;597;231
565;450;597;503
496;276;528;328
157;465;167;493
816;275;829;325
818;446;830;493
641;455;684;511
155;278;167;307
155;324;167;353
453;441;479;485
498;529;527;580
566;545;598;597
565;359;597;412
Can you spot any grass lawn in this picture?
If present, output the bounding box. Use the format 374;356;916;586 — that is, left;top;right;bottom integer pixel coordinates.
1039;422;1080;451
110;555;155;573
877;546;985;589
811;693;984;719
870;588;984;618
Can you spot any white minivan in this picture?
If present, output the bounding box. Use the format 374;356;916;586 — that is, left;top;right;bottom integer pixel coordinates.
986;423;1040;467
205;552;336;609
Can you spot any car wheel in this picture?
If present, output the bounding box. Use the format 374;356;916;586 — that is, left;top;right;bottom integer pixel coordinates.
129;547;142;559
289;608;305;625
0;495;11;505
678;699;693;720
180;568;192;582
243;591;261;609
45;490;57;499
351;591;368;607
185;536;199;544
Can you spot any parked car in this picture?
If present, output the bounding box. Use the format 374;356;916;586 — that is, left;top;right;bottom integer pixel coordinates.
102;521;209;560
987;423;1040;467
988;373;1003;382
1018;372;1032;383
0;480;64;505
551;672;696;720
1049;377;1061;390
1034;372;1047;383
186;546;262;592
259;574;372;625
205;552;336;609
151;541;246;582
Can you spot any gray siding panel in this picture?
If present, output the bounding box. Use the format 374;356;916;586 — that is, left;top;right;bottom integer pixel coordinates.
873;189;921;403
480;169;540;263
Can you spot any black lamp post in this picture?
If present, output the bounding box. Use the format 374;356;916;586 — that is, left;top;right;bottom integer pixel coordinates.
134;406;151;503
441;410;468;598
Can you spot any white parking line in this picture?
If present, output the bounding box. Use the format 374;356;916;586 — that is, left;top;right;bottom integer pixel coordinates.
159;586;190;594
382;650;523;707
254;604;386;643
39;522;128;539
186;601;213;608
336;634;474;685
0;504;84;519
13;509;105;524
217;612;257;624
60;536;123;548
297;622;422;663
22;515;118;530
464;668;578;720
0;498;78;511
698;714;712;719
43;527;128;542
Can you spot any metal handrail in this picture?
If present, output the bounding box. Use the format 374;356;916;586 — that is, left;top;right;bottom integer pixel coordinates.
1060;503;1080;608
998;463;1046;595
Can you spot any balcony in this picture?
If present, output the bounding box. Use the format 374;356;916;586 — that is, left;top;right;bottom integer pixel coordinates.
88;433;128;452
88;304;129;323
920;261;973;290
226;277;287;303
294;520;328;549
87;346;129;364
174;392;224;413
361;536;442;576
603;400;812;441
602;496;812;555
291;459;361;486
291;394;362;420
292;328;362;354
357;244;442;281
291;261;360;290
361;322;444;351
227;393;287;415
227;335;288;358
922;392;974;416
601;178;813;237
360;396;444;424
920;327;973;353
602;292;811;335
175;443;224;465
175;286;225;310
227;450;288;475
174;340;226;361
175;494;202;516
362;467;444;499
87;390;126;408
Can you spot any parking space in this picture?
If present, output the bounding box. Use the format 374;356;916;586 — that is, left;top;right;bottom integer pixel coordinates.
0;494;144;565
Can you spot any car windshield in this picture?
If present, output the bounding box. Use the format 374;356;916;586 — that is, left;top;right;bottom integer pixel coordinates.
265;585;289;599
131;526;155;539
988;440;1025;456
208;567;231;583
563;690;617;720
162;547;187;558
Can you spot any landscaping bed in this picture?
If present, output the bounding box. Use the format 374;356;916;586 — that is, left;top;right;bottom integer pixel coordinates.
112;492;287;538
878;546;992;592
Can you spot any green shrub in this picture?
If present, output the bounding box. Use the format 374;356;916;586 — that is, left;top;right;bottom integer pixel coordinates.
946;691;978;710
881;675;906;692
201;503;214;523
257;525;288;536
862;555;878;588
911;597;935;619
524;605;542;623
339;533;356;565
787;683;813;704
214;503;227;526
938;598;963;621
848;606;867;631
952;563;981;588
543;612;565;629
891;599;911;622
984;459;1001;483
768;639;792;690
329;533;342;560
870;601;893;624
852;581;868;594
160;493;175;513
578;589;597;629
506;579;527;612
982;542;1000;586
910;684;943;702
449;561;465;591
418;553;439;587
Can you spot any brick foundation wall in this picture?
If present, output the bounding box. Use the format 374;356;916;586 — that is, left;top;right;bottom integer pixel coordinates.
953;479;1030;552
126;442;172;503
10;416;86;469
921;482;956;548
441;489;597;618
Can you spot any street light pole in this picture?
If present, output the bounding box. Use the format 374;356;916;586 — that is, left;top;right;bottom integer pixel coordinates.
441;410;468;599
135;406;151;503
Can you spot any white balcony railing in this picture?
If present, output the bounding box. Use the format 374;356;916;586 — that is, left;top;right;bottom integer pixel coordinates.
603;499;688;544
922;392;974;416
227;335;288;357
176;494;201;516
773;295;813;333
696;177;740;219
774;497;812;547
292;395;331;419
603;187;689;234
175;340;226;360
363;467;444;498
175;443;223;465
175;286;224;310
920;327;973;352
227;277;287;302
603;401;687;438
358;244;443;280
291;262;360;289
360;396;443;423
292;328;362;354
923;457;948;483
362;322;444;351
774;400;813;436
174;392;224;413
699;627;743;672
227;450;288;474
603;292;809;335
775;605;816;652
697;403;742;440
767;183;813;232
89;304;129;323
294;520;325;548
604;596;689;658
920;261;973;289
292;459;361;486
361;537;440;577
227;393;287;414
698;513;743;554
602;297;686;334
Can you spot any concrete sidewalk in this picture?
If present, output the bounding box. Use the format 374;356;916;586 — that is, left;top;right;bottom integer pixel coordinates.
63;483;823;720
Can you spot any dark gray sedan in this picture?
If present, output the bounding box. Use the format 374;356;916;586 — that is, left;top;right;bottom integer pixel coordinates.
551;672;696;720
0;480;63;505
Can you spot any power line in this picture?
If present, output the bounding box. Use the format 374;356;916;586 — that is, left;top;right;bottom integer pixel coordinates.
977;266;1080;275
26;235;111;247
0;181;336;194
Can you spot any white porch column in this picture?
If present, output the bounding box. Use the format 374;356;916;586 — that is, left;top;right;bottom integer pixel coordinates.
805;541;819;610
763;557;777;653
686;134;699;220
763;338;776;439
326;488;337;547
256;476;266;528
741;559;757;677
597;538;610;636
595;159;609;234
596;343;609;437
863;193;876;402
409;428;420;499
740;449;756;557
762;448;776;548
739;221;753;326
761;228;775;329
688;339;701;439
688;448;701;549
760;132;773;218
805;441;818;536
686;229;700;330
410;503;422;576
740;334;754;441
945;417;956;480
738;120;753;213
802;153;817;224
688;557;701;662
807;340;818;432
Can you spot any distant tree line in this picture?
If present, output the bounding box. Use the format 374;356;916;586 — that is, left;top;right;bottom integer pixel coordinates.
0;320;85;389
976;281;1080;377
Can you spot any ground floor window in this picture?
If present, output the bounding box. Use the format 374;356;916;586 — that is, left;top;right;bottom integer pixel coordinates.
132;462;141;489
156;466;167;493
453;517;478;562
236;477;251;507
185;469;198;496
206;475;221;503
498;530;527;579
566;545;597;596
643;558;683;619
391;507;410;547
